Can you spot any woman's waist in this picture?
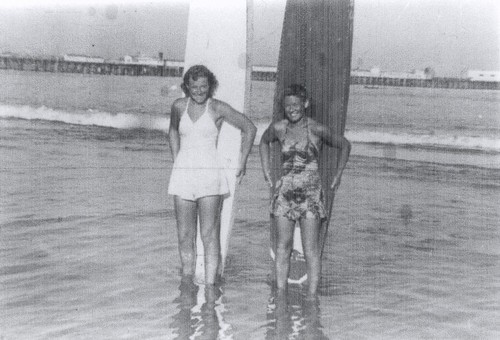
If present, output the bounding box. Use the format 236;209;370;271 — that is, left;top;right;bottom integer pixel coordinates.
174;148;223;167
282;160;319;171
277;171;323;189
179;142;217;151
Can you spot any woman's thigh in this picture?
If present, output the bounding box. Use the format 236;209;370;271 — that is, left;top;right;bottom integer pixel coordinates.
299;218;321;255
197;195;222;237
174;196;197;235
275;217;295;248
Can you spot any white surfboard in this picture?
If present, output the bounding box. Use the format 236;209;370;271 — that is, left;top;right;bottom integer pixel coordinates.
184;0;250;284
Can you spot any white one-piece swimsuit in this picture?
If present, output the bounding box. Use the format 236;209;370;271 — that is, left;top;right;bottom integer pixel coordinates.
168;98;229;201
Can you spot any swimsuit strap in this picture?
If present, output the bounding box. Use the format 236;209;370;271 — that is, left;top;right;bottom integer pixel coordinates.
205;98;211;114
306;117;321;156
306;117;310;144
184;97;190;115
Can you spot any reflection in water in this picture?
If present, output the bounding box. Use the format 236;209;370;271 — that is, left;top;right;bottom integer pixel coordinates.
265;287;328;339
170;281;232;339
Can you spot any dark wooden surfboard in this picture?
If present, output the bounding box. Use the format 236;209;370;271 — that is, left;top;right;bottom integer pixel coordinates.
269;0;354;284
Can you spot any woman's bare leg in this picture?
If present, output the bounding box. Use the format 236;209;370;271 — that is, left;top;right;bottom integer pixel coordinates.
174;196;198;279
300;218;321;297
275;217;295;292
198;195;222;285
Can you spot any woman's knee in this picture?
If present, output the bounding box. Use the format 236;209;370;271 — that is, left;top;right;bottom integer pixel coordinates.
200;221;219;239
276;239;292;256
200;228;219;250
177;224;195;242
302;242;319;259
178;233;195;249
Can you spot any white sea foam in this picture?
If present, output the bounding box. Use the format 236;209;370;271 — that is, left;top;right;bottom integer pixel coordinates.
0;104;169;131
344;129;500;153
1;104;499;153
254;122;500;153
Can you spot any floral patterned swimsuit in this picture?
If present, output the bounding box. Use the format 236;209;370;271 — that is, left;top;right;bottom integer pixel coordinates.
271;119;326;221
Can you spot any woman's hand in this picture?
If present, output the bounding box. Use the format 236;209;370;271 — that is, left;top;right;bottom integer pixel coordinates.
236;164;247;184
263;171;273;188
330;174;341;192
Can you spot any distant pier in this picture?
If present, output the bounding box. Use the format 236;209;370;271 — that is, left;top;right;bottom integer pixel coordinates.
0;55;183;77
1;55;498;90
251;68;500;90
349;75;499;90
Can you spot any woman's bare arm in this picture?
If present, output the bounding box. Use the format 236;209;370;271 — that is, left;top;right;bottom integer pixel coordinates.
259;123;280;187
316;124;351;190
216;100;257;182
168;99;183;161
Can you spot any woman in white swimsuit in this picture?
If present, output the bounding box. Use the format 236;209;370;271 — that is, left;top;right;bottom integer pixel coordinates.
168;65;256;286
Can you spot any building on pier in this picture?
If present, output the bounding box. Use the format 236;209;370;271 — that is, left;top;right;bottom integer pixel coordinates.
351;67;433;80
121;53;163;66
63;54;105;63
467;70;500;82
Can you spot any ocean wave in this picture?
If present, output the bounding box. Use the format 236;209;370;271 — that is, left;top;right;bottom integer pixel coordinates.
344;129;500;153
1;104;498;153
0;104;168;131
253;122;500;153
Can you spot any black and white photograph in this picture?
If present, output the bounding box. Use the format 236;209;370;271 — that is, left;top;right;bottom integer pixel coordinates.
0;0;498;338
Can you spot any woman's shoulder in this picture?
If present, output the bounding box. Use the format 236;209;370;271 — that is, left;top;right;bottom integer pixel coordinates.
307;117;328;133
205;98;227;120
266;120;287;140
208;98;230;112
261;119;286;142
172;97;188;110
272;119;288;132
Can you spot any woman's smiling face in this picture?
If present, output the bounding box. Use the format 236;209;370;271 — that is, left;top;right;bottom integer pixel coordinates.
187;76;209;104
284;95;306;123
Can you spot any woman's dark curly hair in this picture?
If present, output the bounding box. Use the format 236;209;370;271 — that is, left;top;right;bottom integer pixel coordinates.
279;84;310;115
181;65;219;98
284;84;308;102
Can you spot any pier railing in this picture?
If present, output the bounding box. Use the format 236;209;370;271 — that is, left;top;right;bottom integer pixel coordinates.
251;70;500;90
0;55;183;77
349;75;499;90
1;55;498;90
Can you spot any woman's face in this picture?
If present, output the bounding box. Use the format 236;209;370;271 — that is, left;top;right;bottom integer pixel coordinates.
284;95;306;123
187;76;209;104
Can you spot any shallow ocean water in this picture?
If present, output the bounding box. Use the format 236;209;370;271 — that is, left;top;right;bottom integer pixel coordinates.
0;70;499;339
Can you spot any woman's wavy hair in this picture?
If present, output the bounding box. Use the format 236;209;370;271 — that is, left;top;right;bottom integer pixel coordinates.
181;65;219;98
283;84;308;102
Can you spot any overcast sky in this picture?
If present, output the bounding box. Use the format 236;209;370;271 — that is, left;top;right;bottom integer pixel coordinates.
0;0;498;77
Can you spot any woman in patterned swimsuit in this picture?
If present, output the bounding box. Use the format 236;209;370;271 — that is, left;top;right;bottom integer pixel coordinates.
259;84;351;298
